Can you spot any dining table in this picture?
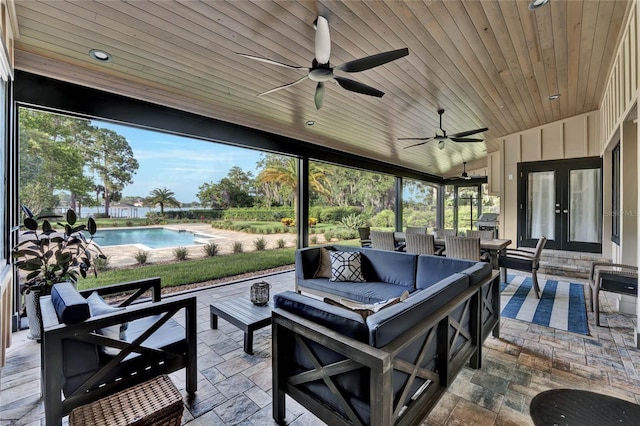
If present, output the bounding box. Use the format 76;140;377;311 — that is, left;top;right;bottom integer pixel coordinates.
393;232;512;270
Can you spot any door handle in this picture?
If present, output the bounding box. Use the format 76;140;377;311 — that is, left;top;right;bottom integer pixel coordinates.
563;209;569;214
555;209;561;213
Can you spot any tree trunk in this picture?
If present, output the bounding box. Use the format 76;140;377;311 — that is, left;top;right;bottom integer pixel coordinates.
104;187;111;217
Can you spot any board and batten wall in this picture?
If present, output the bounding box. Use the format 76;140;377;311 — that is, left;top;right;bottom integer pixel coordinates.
495;111;600;250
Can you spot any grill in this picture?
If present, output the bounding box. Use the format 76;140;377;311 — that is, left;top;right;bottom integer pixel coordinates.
476;213;499;231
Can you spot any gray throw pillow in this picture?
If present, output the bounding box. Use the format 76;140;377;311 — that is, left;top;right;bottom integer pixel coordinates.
87;292;128;356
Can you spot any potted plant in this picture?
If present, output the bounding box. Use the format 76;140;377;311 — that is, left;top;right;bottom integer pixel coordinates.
13;206;105;340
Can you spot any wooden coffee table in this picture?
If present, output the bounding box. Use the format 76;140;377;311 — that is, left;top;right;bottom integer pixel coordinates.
210;297;272;355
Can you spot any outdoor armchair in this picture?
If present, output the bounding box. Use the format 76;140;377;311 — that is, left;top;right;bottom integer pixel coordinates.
498;236;547;299
589;261;638;326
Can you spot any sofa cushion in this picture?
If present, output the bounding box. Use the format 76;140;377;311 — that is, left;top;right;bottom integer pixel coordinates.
330;251;366;282
366;273;470;348
51;282;90;324
274;291;368;342
314;247;333;278
416;255;480;290
298;278;414;304
359;249;418;289
87;292;128;356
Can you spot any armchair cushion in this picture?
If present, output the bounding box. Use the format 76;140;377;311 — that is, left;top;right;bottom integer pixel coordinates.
87;292;128;356
330;251;366;282
51;282;90;324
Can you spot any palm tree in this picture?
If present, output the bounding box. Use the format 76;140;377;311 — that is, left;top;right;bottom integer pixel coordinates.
147;187;180;216
257;156;330;213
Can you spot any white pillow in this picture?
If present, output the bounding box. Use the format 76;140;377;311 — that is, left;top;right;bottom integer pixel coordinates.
87;292;127;356
329;251;366;282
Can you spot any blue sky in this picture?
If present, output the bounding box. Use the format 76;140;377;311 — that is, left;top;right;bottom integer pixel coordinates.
92;120;264;203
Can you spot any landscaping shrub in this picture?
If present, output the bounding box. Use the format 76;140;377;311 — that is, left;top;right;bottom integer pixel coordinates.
323;229;335;241
253;237;267;251
281;217;295;227
134;250;149;265
340;213;368;230
203;242;219;257
310;235;318;244
125;221;134;227
314;206;363;223
232;241;244;253
308;217;318;226
223;207;293;221
370;209;395;227
276;238;286;249
173;246;188;261
94;256;110;272
335;229;358;240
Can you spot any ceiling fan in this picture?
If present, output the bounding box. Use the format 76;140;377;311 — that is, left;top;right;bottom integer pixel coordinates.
236;16;409;109
400;109;488;150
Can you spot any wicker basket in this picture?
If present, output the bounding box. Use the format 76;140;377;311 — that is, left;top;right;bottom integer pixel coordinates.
69;375;184;426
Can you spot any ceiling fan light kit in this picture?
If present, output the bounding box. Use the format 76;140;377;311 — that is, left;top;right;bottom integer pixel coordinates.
237;16;409;109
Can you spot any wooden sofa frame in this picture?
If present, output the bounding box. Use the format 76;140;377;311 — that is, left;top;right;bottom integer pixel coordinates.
272;271;500;426
40;277;197;426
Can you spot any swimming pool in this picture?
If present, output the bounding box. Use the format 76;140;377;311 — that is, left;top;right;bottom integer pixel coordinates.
90;228;216;249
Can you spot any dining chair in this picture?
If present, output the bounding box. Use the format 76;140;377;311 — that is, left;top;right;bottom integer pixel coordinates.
498;236;547;299
405;233;436;255
465;229;497;239
358;226;372;247
433;228;457;238
370;231;397;251
589;261;638;326
405;226;427;235
444;236;481;261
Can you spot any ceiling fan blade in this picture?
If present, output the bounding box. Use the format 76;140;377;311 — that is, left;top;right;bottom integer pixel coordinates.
334;76;384;97
450;137;484;143
402;139;434;149
258;75;309;97
398;137;433;141
449;127;488;138
314;16;331;64
235;53;307;70
335;48;409;73
315;82;325;109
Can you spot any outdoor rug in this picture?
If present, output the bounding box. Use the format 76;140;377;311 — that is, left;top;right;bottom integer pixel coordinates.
500;274;589;335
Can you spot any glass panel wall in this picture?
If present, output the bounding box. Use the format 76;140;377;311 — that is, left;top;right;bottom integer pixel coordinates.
309;161;395;245
402;179;438;231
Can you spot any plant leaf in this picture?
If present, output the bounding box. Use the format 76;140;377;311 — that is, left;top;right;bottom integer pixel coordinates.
24;217;38;231
88;217;97;235
66;209;77;225
42;220;52;233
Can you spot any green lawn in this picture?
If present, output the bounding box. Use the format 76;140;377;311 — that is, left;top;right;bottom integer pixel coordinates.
78;248;296;290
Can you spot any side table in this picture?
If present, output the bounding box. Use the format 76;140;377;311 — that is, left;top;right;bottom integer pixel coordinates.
210;297;272;355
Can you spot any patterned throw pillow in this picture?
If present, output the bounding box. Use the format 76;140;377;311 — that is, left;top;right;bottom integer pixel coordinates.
329;251;366;282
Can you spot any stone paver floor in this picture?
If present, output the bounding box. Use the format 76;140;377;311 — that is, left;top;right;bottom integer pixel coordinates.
2;270;640;425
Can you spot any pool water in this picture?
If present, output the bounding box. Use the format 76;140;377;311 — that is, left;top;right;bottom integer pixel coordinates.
90;228;212;249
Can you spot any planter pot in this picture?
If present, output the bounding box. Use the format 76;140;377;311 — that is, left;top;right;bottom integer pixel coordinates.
25;290;43;341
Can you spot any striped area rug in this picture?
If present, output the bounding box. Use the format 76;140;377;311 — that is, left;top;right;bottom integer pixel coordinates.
500;274;589;335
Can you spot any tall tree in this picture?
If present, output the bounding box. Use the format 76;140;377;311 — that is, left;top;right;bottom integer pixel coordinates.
86;128;139;217
147;187;180;215
197;166;256;208
257;155;330;213
19;109;95;214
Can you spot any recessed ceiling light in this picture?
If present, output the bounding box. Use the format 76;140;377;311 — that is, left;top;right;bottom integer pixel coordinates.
89;49;112;62
305;120;315;126
548;94;560;100
438;140;445;150
528;0;550;11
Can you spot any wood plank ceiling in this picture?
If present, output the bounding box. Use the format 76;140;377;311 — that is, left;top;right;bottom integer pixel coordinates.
12;0;630;177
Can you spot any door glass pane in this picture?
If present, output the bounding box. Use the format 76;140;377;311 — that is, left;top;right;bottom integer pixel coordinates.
569;168;602;243
527;171;555;239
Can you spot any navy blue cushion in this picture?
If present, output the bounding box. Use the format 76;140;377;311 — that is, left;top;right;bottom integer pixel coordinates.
459;262;492;286
498;255;533;271
359;249;418;288
274;291;368;342
366;273;469;348
416;255;479;290
51;282;90;324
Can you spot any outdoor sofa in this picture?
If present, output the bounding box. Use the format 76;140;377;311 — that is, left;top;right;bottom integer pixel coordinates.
39;277;197;426
273;246;500;425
